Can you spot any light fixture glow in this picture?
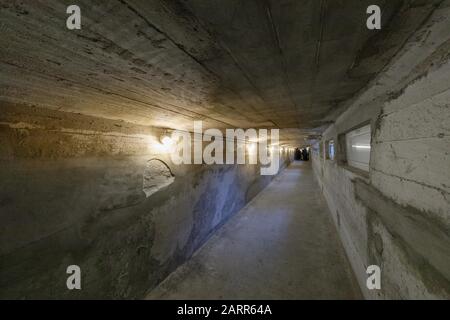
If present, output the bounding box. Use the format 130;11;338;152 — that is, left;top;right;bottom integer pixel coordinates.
161;135;173;146
353;145;370;149
155;132;175;153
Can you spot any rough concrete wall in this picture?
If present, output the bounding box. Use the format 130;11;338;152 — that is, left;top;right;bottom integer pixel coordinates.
312;3;450;299
0;103;292;299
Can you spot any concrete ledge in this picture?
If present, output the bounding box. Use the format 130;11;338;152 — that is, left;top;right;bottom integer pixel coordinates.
354;178;450;297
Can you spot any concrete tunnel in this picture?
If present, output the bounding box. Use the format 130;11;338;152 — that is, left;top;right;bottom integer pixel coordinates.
0;1;449;301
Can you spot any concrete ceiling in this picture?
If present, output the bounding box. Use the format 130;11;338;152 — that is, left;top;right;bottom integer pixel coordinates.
0;0;440;146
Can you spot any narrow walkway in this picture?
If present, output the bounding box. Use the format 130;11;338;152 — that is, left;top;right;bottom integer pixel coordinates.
146;162;362;299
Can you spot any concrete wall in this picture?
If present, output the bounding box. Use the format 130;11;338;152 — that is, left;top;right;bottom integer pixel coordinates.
312;3;450;299
0;103;292;299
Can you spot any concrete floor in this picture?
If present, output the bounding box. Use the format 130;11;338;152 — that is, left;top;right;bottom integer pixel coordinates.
146;162;362;299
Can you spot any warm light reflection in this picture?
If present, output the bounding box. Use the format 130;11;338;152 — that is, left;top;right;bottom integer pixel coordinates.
247;143;256;154
161;135;173;147
147;134;176;154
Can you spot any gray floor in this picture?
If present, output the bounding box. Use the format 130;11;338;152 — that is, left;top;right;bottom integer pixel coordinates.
146;162;362;299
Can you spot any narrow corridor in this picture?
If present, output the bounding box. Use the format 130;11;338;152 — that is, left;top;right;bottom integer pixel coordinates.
147;162;362;299
2;2;449;301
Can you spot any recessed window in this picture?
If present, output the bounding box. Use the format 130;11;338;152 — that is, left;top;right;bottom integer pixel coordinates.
319;141;324;159
326;140;335;160
345;124;371;172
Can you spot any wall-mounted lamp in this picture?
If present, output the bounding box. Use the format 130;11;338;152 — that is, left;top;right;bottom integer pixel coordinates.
161;135;173;147
157;130;175;153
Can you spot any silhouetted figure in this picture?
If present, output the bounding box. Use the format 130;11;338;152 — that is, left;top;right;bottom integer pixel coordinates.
294;148;301;161
302;148;309;161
